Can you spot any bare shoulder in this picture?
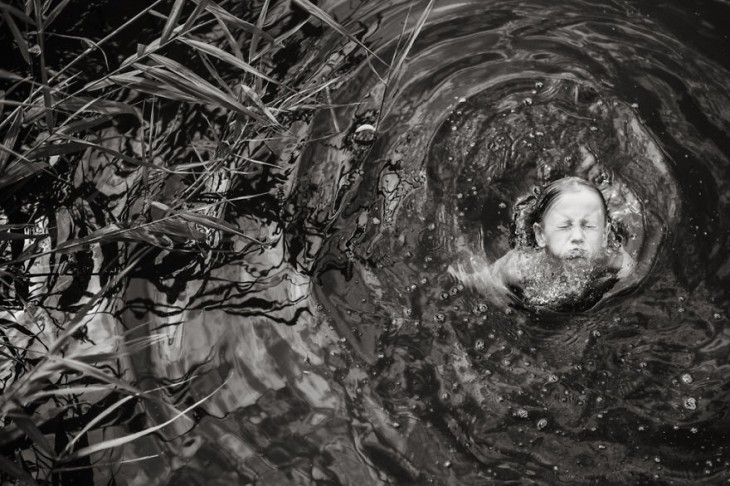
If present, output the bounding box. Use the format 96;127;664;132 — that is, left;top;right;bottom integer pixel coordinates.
602;246;635;279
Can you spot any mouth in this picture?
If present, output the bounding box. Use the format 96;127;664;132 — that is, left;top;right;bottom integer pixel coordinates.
566;250;587;260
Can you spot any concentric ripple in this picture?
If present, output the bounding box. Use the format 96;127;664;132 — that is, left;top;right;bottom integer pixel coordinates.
295;0;730;482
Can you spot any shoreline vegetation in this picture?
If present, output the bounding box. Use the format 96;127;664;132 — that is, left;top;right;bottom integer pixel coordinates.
0;0;432;483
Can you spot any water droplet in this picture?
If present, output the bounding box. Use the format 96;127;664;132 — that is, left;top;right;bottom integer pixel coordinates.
524;97;533;105
535;81;544;89
436;313;446;322
444;460;452;468
475;339;486;351
713;312;722;319
684;397;697;410
440;292;449;300
597;444;606;450
631;102;639;109
537;418;548;430
681;373;693;384
477;304;488;314
547;374;559;383
654;457;661;463
372;217;381;225
515;408;528;419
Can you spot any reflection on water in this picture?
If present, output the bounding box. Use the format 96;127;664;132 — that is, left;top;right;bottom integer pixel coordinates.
6;0;730;483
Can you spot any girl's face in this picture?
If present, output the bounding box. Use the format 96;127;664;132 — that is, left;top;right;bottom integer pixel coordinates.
533;188;609;263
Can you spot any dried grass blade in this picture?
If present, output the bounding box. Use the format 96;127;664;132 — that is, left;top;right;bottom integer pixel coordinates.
0;453;39;486
180;0;208;33
56;114;114;137
24;385;114;401
42;0;70;28
2;9;31;64
249;0;270;61
137;57;272;125
9;412;54;457
47;356;142;395
253;18;307;62
239;83;279;125
213;14;244;60
193;0;274;42
0;231;40;241
61;395;135;457
389;0;434;84
103;73;200;103
0;110;23;172
59;380;228;462
0;2;34;23
32;0;54;133
292;0;388;66
160;0;186;44
179;38;284;87
56;96;141;120
49;134;161;171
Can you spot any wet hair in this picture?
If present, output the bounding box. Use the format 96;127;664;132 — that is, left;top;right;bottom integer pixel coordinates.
531;177;609;227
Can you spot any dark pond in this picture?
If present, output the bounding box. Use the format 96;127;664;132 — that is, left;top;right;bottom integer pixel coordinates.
5;0;730;484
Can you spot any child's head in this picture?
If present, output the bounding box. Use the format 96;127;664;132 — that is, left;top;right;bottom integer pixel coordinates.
531;177;609;263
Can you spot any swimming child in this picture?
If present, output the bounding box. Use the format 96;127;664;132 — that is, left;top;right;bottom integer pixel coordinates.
452;176;634;310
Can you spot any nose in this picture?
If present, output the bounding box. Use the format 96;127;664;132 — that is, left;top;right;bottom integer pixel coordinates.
570;226;585;244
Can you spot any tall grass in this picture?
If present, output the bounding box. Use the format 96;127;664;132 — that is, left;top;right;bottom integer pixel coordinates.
0;0;432;483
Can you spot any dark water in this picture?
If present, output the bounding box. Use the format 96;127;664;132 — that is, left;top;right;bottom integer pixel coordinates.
5;0;730;484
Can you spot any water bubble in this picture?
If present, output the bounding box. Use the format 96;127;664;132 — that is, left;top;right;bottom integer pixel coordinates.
515;408;528;419
713;312;722;319
440;292;449;300
547;374;559;383
444;460;452;468
441;392;450;401
450;287;459;295
631;102;639;109
535;81;544;89
684;397;697;410
524;97;533;105
691;427;698;433
681;373;693;384
597;444;606;450
372;217;381;225
435;313;446;322
537;418;548;430
475;339;486;351
458;97;466;103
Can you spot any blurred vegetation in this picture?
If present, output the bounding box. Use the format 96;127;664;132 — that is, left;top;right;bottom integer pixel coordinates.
0;0;368;483
0;0;433;482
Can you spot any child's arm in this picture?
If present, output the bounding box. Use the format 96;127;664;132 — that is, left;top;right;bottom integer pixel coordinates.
448;249;523;296
491;248;524;287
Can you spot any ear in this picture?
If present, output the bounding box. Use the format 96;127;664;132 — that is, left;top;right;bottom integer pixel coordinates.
533;222;546;248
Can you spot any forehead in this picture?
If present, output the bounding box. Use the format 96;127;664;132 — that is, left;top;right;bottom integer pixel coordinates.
545;188;605;219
